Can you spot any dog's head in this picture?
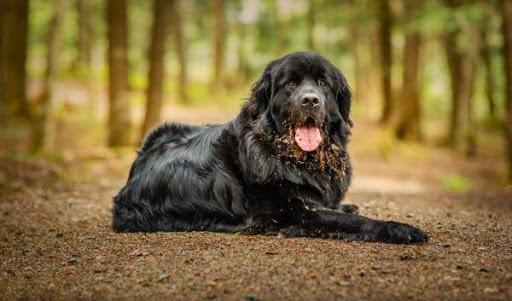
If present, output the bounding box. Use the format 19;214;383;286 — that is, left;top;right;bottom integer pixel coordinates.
246;52;352;153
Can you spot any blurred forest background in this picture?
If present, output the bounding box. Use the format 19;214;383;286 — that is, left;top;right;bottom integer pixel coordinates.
4;2;512;299
1;0;512;187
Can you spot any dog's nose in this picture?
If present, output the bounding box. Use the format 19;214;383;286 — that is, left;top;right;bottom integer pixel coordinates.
301;93;321;108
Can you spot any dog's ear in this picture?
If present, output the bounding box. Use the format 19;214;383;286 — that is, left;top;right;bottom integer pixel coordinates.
334;68;353;128
247;61;277;120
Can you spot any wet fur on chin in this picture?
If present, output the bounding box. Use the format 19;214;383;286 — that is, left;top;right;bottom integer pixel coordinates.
270;126;349;179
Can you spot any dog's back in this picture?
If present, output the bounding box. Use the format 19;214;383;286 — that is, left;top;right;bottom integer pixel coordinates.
139;123;206;153
112;121;247;232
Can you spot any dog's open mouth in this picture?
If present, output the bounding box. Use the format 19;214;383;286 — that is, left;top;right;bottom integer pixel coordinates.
294;117;322;152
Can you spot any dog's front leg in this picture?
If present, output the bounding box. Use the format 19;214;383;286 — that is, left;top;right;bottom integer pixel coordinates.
283;209;428;244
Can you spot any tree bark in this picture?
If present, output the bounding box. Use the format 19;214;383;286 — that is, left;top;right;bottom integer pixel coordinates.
0;0;29;120
502;0;512;182
480;25;497;119
170;0;188;103
444;29;462;144
444;36;478;155
1;2;5;115
349;14;368;104
75;0;96;108
443;0;479;155
349;27;363;102
141;0;172;138
389;0;422;141
377;0;393;124
212;0;226;93
271;1;288;57
74;0;94;72
236;20;249;85
307;0;315;50
369;13;384;107
33;0;65;153
107;0;131;146
1;2;5;116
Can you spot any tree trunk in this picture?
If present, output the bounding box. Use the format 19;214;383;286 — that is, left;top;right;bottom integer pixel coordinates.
502;0;512;182
445;32;478;155
349;27;362;102
444;29;462;144
349;17;368;103
75;0;96;108
0;0;29;120
170;0;188;103
377;0;393;124
0;3;5;116
270;1;288;57
74;0;94;72
141;0;172;138
307;0;315;50
480;25;497;119
33;0;65;153
236;20;249;85
443;20;479;155
368;15;384;107
107;0;131;146
212;0;226;93
389;1;422;141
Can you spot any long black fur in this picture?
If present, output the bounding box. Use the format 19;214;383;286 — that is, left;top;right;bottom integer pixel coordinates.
112;52;428;244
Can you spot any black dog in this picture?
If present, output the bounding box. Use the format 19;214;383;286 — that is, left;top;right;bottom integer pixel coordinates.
112;52;428;244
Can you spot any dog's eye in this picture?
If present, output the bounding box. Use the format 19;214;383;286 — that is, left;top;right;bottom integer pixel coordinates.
318;79;326;87
287;81;297;87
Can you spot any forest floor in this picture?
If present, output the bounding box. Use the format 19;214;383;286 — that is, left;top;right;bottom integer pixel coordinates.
1;108;512;300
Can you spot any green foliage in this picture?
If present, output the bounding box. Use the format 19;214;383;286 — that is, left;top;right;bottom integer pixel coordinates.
128;0;152;78
22;0;508;149
442;174;473;192
415;1;452;35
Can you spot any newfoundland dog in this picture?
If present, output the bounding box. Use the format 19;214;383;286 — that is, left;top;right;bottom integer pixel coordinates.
112;52;428;244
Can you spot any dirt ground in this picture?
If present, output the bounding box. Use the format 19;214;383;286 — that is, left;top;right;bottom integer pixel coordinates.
1;116;512;300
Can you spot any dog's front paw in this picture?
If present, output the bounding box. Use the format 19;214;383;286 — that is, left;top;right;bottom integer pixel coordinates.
377;221;429;244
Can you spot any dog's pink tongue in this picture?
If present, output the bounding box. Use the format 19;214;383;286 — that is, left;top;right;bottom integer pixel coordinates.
295;125;322;152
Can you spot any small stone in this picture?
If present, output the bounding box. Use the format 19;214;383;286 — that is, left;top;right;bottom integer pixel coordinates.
68;256;78;264
246;294;258;301
443;276;460;282
129;249;150;257
158;273;170;282
484;287;499;294
400;254;416;261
